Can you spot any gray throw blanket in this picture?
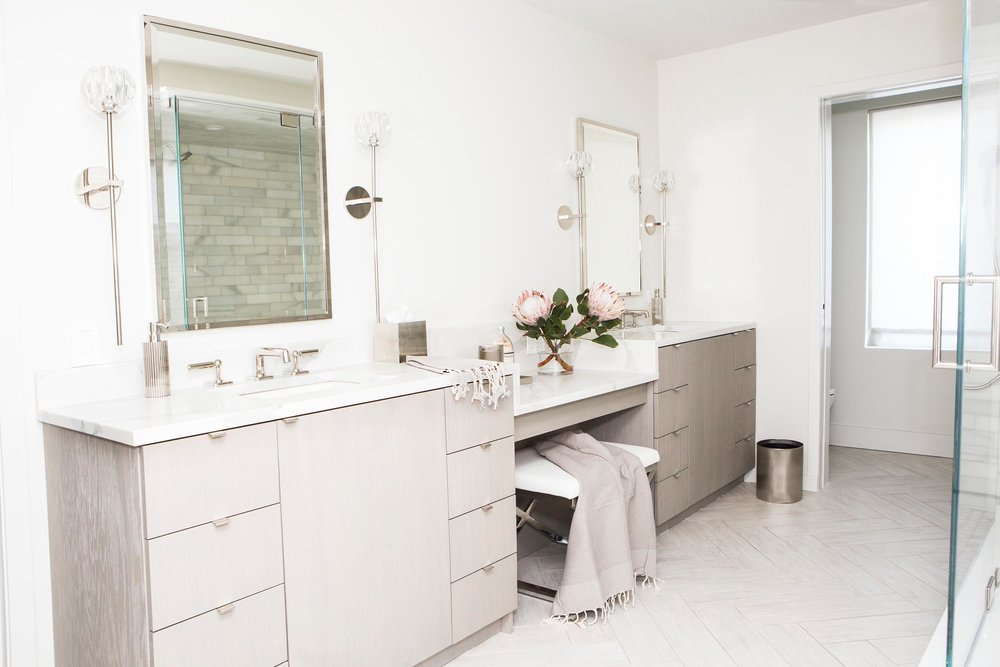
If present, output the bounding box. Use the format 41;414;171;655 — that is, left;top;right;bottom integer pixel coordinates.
534;430;657;623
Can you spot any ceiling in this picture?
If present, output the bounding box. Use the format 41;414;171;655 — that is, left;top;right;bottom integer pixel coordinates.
519;0;929;59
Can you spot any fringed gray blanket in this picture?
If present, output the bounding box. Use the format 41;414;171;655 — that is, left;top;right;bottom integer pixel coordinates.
534;430;657;624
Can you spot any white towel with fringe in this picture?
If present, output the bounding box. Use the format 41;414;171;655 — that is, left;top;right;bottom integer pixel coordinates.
534;430;658;625
405;356;510;409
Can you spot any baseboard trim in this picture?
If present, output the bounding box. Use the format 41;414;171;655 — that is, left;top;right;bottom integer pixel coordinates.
830;424;952;458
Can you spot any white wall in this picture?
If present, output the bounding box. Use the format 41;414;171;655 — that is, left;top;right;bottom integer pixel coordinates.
656;0;962;490
830;91;958;458
0;2;659;663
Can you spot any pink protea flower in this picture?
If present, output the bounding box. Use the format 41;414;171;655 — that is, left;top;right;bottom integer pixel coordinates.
588;282;625;321
512;290;553;325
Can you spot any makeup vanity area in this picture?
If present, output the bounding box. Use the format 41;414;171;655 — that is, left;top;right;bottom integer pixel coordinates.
36;15;758;667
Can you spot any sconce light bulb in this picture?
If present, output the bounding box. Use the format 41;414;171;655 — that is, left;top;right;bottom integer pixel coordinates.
566;151;593;178
355;111;391;148
81;65;135;114
653;170;676;193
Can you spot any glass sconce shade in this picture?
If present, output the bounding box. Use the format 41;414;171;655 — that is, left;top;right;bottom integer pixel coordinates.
653;170;676;193
81;66;135;114
629;174;640;193
355;111;391;147
566;151;593;178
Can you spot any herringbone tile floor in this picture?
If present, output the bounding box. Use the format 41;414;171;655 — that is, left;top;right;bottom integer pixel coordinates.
451;446;952;667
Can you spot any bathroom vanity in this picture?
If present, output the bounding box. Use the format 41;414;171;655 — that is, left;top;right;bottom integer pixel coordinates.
41;367;515;667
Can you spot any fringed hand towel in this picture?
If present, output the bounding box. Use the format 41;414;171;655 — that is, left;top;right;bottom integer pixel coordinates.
534;430;657;625
405;356;510;409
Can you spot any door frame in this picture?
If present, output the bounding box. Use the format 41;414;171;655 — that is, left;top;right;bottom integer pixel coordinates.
813;65;961;490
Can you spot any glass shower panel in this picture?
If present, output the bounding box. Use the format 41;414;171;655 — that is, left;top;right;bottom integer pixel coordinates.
948;0;1000;663
175;97;320;328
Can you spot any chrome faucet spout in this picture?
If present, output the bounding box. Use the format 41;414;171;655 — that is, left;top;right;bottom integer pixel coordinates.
255;347;291;380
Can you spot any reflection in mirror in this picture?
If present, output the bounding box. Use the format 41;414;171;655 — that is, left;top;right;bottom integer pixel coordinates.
145;17;330;330
578;119;642;295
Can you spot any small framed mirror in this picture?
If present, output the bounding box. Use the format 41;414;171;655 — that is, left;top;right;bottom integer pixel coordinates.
145;17;330;331
578;118;642;295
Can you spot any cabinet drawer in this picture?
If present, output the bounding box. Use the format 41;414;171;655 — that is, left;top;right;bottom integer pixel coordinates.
656;469;690;524
655;427;689;480
735;399;756;442
451;554;517;643
147;504;284;631
654;344;688;392
734;329;756;370
447;436;514;517
152;585;287;667
734;365;756;407
142;422;279;538
445;385;514;453
732;435;755;480
449;495;516;581
654;385;689;438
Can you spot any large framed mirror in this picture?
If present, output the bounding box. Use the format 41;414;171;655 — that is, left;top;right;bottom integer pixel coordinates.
578;118;642;295
145;17;330;331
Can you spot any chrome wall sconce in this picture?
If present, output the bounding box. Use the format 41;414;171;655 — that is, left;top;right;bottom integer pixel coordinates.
557;151;593;289
643;170;677;318
345;111;391;322
75;65;135;347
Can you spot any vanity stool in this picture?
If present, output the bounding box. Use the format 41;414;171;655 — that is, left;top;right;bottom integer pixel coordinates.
513;441;660;601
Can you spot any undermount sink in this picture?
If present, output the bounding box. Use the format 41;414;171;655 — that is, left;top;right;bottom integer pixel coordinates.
236;379;361;398
224;369;397;398
621;324;680;338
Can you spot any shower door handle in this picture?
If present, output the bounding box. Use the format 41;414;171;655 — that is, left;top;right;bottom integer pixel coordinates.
933;274;1000;371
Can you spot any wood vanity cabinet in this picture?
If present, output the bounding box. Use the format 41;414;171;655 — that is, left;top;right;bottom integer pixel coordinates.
654;329;756;526
43;385;516;667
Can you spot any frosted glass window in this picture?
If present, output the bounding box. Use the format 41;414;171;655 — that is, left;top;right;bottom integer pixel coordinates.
867;98;962;350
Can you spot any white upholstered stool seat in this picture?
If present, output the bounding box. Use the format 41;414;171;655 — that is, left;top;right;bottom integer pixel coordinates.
514;441;660;500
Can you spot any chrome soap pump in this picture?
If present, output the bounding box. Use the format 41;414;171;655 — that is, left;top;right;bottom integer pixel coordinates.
143;322;170;398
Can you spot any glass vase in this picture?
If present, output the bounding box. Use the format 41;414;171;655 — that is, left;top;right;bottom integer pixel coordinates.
537;338;575;375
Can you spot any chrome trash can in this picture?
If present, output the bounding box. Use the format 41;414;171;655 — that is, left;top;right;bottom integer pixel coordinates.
756;439;803;503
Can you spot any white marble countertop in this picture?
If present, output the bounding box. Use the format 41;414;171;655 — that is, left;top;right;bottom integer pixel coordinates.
513;369;658;417
38;362;509;447
39;321;756;447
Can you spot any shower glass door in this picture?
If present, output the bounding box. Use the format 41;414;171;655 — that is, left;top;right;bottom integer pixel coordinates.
947;0;1000;663
166;96;327;329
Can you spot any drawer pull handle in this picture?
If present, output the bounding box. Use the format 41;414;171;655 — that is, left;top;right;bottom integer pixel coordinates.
282;417;298;424
480;442;493;450
483;564;495;573
208;431;227;439
212;517;231;527
217;603;235;615
482;504;494;512
671;344;681;349
673;387;682;393
673;472;682;478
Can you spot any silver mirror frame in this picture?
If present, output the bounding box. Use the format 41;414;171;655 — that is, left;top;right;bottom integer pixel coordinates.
576;118;643;296
144;16;332;332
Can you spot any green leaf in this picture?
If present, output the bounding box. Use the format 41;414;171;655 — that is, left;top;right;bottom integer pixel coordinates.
592;334;619;348
553;288;569;306
577;301;589;317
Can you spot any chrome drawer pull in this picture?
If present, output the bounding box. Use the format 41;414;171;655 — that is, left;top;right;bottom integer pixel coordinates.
208;431;227;439
212;517;231;527
282;417;298;424
480;442;492;450
217;603;235;615
673;471;682;478
482;504;494;512
672;387;682;393
483;564;495;573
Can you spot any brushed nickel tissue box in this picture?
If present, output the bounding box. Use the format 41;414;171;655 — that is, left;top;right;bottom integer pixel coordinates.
374;321;428;363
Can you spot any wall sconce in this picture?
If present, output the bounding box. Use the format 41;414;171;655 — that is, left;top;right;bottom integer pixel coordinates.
643;171;677;318
557;151;593;290
74;66;135;347
345;111;391;322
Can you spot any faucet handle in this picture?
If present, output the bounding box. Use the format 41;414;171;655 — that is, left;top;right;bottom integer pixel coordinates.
290;348;319;376
188;359;232;387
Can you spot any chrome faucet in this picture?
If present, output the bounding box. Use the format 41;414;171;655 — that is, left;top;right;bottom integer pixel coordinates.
622;309;650;328
255;347;291;381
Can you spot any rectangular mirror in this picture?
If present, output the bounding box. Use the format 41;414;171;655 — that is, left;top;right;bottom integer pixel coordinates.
579;118;642;295
145;17;330;331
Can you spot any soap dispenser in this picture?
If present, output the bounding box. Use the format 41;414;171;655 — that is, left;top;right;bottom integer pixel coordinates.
651;289;664;325
495;326;515;365
143;322;171;398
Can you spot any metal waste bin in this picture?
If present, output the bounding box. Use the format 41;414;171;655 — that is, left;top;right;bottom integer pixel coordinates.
756;439;803;503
